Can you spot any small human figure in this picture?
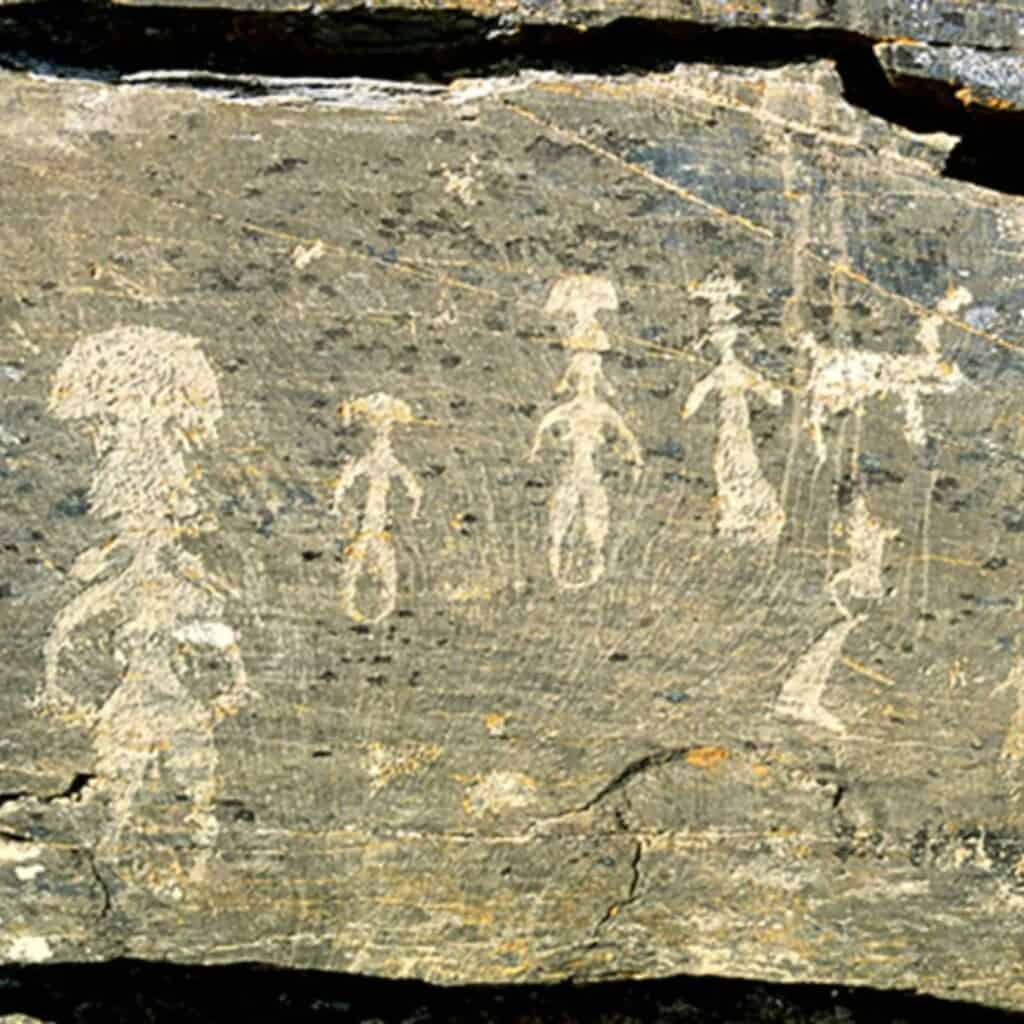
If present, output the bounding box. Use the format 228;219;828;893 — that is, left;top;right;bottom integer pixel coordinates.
38;326;255;891
332;392;423;623
775;492;896;735
682;274;786;546
529;274;644;589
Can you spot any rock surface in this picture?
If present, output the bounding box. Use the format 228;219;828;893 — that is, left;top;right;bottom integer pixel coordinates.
9;0;1024;49
2;13;1024;1019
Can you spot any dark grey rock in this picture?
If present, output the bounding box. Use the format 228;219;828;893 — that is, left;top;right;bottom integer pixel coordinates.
1;49;1023;1016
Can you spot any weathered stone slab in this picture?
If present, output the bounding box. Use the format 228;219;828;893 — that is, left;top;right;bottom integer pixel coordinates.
2;57;1024;1012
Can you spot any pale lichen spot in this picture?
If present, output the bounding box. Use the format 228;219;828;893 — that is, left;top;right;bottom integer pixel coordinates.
364;742;442;793
290;239;326;269
463;771;537;817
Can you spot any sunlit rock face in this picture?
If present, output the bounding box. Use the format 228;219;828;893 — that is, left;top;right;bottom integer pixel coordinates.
2;5;1024;1014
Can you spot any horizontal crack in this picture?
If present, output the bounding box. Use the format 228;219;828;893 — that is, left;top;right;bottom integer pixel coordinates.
0;772;96;809
0;3;1021;193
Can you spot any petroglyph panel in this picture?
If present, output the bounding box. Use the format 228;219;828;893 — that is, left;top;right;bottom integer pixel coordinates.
3;58;1024;1012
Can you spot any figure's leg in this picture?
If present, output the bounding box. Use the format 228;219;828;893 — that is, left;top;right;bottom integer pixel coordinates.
548;481;578;585
580;481;610;586
364;534;398;623
92;739;154;864
341;536;368;622
169;711;220;884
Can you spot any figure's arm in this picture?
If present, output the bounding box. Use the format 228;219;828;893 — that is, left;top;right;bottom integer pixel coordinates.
396;463;424;520
527;407;568;461
330;459;365;515
174;620;260;717
681;373;715;420
605;409;645;465
38;574;123;711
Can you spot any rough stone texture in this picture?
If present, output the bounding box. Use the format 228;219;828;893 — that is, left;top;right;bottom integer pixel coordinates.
32;0;1024;50
877;40;1024;114
2;40;1024;1022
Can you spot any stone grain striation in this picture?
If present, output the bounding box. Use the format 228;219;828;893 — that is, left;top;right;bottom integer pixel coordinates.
1;13;1024;1019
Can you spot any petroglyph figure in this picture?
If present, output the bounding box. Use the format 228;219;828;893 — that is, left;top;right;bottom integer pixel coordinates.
801;287;971;466
774;615;864;735
38;327;253;891
777;493;895;734
828;494;899;616
332;393;423;623
528;275;644;589
995;660;1024;762
682;274;785;546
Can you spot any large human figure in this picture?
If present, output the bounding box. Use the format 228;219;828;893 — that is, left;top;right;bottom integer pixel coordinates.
37;327;254;892
682;273;786;547
529;275;644;589
332;392;423;623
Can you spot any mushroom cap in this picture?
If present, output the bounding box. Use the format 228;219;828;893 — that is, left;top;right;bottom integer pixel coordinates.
544;274;619;320
49;326;222;440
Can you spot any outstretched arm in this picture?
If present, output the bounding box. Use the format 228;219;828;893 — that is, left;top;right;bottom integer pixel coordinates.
396;463;424;520
38;573;126;712
527;406;569;461
331;458;366;515
681;373;716;420
174;620;260;718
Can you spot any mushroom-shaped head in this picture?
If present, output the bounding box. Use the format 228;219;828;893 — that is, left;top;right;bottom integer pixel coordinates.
544;274;619;321
49;326;223;440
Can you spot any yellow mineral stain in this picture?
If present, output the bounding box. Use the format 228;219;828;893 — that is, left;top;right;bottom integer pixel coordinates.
686;746;729;770
483;712;508;737
364;742;442;793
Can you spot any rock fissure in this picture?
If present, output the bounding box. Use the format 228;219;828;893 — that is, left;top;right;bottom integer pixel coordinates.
0;3;1021;193
559;747;693;819
79;846;113;922
0;772;96;809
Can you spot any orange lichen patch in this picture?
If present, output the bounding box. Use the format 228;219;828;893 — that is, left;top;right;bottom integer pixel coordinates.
955;86;1017;112
751;763;771;781
686;746;729;770
483;712;508;737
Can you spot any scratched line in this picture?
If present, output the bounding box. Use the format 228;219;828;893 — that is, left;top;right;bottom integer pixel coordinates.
501;101;1024;357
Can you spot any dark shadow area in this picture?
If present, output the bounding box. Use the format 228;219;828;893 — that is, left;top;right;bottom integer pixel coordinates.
2;960;1023;1023
0;2;1022;194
